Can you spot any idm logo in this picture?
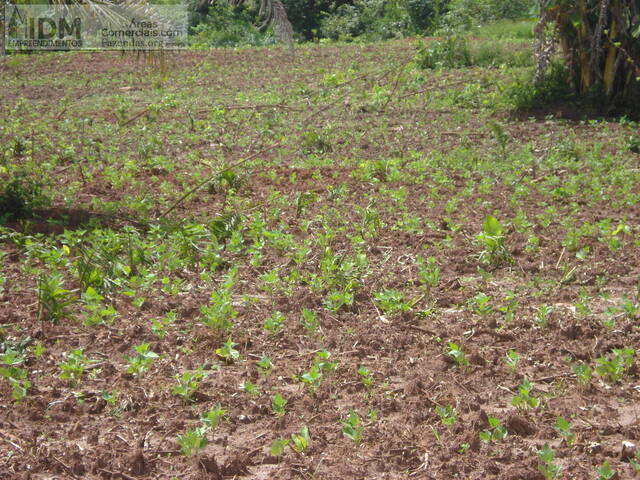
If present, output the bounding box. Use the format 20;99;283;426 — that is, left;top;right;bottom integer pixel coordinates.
8;6;81;40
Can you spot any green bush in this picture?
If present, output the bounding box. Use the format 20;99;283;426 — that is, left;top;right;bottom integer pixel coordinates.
405;0;449;33
320;3;365;40
505;62;574;110
283;0;352;40
190;0;536;43
189;3;275;48
415;35;471;69
0;173;49;223
506;62;640;118
319;0;421;42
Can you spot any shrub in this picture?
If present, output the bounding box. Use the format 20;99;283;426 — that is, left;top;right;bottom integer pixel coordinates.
405;0;449;33
0;172;48;222
415;35;472;69
320;4;365;40
283;0;349;40
320;0;413;41
505;61;574;110
189;3;275;48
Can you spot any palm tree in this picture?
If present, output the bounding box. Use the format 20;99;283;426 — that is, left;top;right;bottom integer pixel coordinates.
229;0;293;48
536;0;640;107
0;0;294;55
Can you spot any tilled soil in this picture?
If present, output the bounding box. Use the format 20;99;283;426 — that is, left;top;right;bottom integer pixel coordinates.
1;40;640;479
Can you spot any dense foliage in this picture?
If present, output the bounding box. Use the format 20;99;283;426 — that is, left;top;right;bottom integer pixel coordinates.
537;0;640;113
189;0;536;45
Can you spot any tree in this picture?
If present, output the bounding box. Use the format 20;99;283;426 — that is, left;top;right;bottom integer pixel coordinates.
227;0;293;47
536;0;640;109
0;0;294;55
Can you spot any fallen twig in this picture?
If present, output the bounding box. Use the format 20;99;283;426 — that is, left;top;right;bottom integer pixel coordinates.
119;107;150;127
158;142;281;219
98;468;138;480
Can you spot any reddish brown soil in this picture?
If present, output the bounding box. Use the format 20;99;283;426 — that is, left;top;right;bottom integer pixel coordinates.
1;40;640;480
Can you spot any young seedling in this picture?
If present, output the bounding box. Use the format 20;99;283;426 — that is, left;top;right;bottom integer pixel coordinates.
257;355;273;375
82;287;117;327
374;289;411;315
33;342;46;359
324;289;354;312
177;426;208;456
37;272;76;323
477;267;492;283
200;290;236;331
177;403;226;456
596;460;616;480
201;404;227;429
537;443;561;479
300;308;320;334
504;350;521;371
125;343;158;377
535;304;554;327
630;449;640;472
271;438;290;457
100;390;120;415
172;367;207;402
489;120;509;160
290;426;310;454
151;311;176;339
357;365;374;387
314;349;338;373
416;255;440;289
216;338;240;363
271;393;287;417
59;348;93;384
499;290;519;323
341;410;364;446
264;311;286;335
575;288;592;317
476;215;510;265
595;348;635;383
554;416;576;445
573;363;592;386
619;296;640;319
446;343;470;369
479;416;508;443
512;377;540;409
459;442;471;454
240;381;259;397
300;365;322;392
470;292;493;318
435;405;457;426
0;351;31;403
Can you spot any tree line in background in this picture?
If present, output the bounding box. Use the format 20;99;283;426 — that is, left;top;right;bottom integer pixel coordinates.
0;0;637;113
188;0;535;46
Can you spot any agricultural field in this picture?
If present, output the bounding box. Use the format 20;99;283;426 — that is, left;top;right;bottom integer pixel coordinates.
1;37;640;479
